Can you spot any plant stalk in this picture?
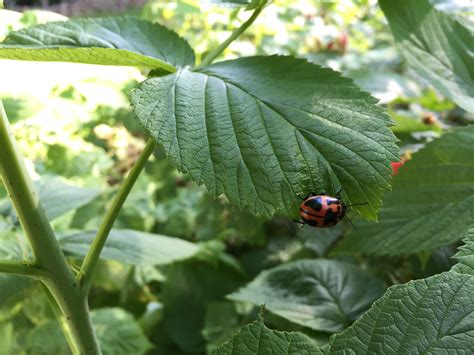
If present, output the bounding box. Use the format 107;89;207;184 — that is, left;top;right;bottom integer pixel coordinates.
0;101;101;354
79;137;156;293
197;6;264;68
0;259;47;279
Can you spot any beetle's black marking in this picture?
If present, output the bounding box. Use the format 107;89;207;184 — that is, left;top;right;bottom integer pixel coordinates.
304;196;323;211
326;197;340;206
305;219;318;227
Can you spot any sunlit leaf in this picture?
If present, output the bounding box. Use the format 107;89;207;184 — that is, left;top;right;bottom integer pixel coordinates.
0;17;194;70
229;259;385;332
58;229;199;266
132;56;398;220
336;126;474;256
380;0;474;112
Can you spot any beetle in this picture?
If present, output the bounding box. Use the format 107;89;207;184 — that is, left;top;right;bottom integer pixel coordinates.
296;191;346;228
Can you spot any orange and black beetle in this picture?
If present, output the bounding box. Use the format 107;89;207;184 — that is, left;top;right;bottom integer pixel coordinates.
297;192;346;228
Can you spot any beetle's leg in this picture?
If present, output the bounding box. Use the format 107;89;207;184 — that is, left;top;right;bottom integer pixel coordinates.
335;187;343;198
293;219;305;227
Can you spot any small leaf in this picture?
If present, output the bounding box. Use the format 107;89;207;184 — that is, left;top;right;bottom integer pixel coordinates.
212;313;323;355
380;0;474;113
132;56;398;220
58;229;199;266
92;308;152;355
452;228;474;275
0;16;194;70
228;259;385;332
328;271;474;353
336;125;474;256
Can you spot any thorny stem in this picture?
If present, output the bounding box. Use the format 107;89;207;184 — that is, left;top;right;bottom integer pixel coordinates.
0;101;101;354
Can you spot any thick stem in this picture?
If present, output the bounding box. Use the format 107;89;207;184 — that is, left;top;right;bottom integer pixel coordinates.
79;137;156;293
0;101;100;354
196;6;264;68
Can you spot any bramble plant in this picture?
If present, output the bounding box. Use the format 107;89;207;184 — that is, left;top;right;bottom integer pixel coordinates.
0;0;473;354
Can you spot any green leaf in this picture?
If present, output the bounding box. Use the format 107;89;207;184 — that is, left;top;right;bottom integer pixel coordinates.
335;125;474;256
132;56;398;220
380;0;474;113
328;271;474;353
35;176;100;221
92;308;152;355
0;16;194;70
161;258;245;352
26;308;152;355
228;259;385;332
452;228;474;275
212;313;323;355
58;229;199;265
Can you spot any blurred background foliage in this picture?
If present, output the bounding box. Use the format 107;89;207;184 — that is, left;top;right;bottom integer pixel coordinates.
0;1;470;353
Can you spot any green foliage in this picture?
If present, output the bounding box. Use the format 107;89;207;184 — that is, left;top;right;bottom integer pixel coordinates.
212;312;323;354
452;229;474;274
0;17;194;70
0;1;473;354
132;56;398;220
229;259;385;332
336;126;474;256
59;229;199;265
328;271;474;353
380;0;474;113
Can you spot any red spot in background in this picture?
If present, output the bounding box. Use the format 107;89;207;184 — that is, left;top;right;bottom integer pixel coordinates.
391;161;404;176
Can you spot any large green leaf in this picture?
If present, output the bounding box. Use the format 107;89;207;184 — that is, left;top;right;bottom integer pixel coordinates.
328;271;474;353
228;259;385;332
380;0;474;113
336;125;474;256
58;229;199;266
452;228;474;275
132;56;398;220
212;313;323;355
0;17;194;70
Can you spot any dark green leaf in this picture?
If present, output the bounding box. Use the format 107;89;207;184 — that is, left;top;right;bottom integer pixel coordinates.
161;258;245;352
0;17;194;70
328;272;474;353
132;56;398;220
58;229;199;265
336;126;474;256
452;228;474;275
212;313;323;354
380;0;474;113
229;259;385;332
26;308;152;355
92;308;152;355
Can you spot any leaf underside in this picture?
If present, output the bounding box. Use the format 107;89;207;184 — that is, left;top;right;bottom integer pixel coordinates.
0;17;195;70
336;125;474;256
380;0;474;113
132;56;398;220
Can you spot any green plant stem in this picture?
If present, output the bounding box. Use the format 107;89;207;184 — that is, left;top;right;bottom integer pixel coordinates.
79;137;156;293
0;259;47;279
197;6;264;68
0;101;100;354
